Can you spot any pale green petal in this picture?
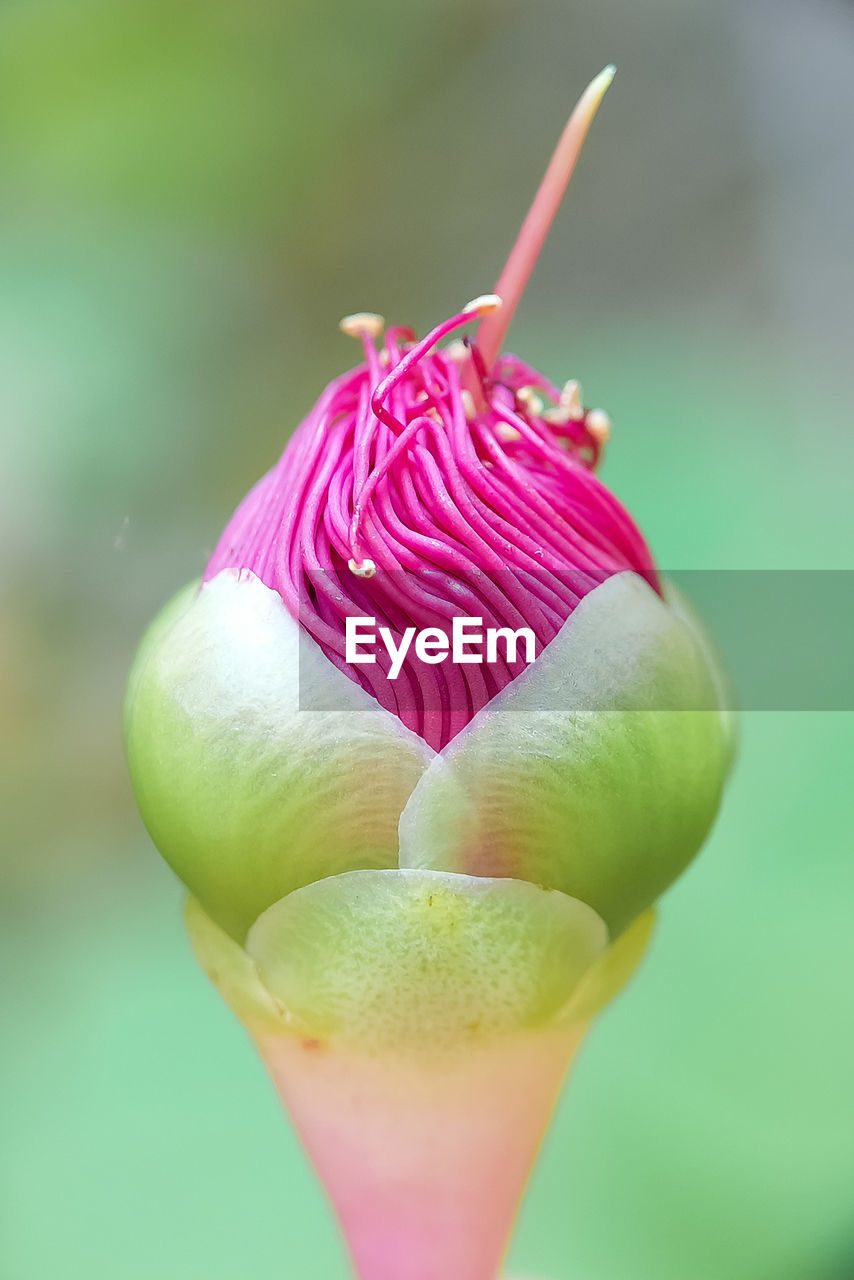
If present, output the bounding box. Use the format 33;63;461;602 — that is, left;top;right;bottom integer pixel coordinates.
125;570;433;942
398;573;730;936
247;868;608;1054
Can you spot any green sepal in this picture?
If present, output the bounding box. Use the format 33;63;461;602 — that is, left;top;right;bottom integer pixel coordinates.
123;577;200;745
124;570;432;942
246;868;608;1055
664;578;738;774
558;908;656;1025
398;573;731;937
184;894;301;1035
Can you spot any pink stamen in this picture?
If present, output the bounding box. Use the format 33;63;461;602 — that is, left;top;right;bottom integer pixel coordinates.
206;319;657;750
205;68;658;750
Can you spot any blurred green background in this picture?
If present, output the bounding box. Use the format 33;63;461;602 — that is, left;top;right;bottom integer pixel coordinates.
2;1;853;1277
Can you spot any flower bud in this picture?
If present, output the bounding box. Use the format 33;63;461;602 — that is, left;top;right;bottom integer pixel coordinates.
125;62;734;1023
124;68;735;1280
126;289;731;948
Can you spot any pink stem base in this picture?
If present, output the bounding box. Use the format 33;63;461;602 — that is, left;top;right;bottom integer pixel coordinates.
254;1026;586;1280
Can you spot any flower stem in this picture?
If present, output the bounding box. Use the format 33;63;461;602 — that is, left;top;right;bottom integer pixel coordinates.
254;1026;587;1280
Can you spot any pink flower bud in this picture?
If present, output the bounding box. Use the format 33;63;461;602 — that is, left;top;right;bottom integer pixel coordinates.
205;296;658;751
124;68;736;1280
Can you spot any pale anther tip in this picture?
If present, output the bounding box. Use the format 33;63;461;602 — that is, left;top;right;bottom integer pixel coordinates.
560;379;584;419
348;557;377;578
340;312;385;339
518;386;545;416
464;293;503;315
496;424;522;443
586;408;612;443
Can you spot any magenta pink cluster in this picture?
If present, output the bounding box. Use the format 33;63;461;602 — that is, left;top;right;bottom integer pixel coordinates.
205;304;658;750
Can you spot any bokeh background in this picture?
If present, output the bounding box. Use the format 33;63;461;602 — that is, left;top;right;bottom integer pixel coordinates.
2;1;853;1277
